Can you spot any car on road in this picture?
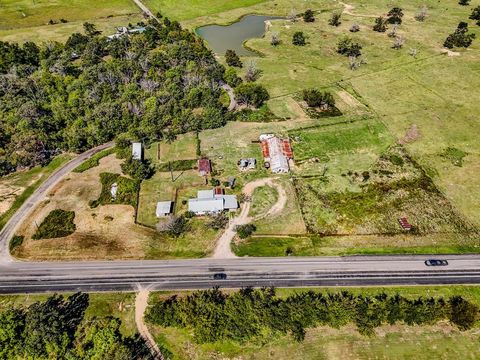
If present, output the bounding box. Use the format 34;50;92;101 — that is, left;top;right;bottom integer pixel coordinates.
213;273;227;280
425;259;448;266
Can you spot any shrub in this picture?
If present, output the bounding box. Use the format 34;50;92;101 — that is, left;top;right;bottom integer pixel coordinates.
235;223;256;238
9;235;24;252
329;13;342;27
387;7;404;24
459;0;470;5
121;157;154;180
302;89;335;109
373;16;388;32
470;6;480;24
73;148;116;173
350;23;360;32
449;296;478;330
444;22;476;49
206;213;229;230
292;32;306;46
337;37;362;57
90;172;140;208
32;209;76;240
234;83;270;108
441;147;467;166
224;67;242;88
225;49;242;68
159;215;190;237
271;32;280;46
303;9;315;22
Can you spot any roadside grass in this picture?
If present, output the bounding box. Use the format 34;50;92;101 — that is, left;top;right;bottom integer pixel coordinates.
32;209;76;240
73;148;116;173
249;185;278;218
0;154;73;231
149;286;480;360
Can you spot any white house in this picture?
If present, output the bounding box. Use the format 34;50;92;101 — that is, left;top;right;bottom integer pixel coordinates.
188;189;238;215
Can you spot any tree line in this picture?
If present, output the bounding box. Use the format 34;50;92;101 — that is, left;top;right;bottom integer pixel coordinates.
0;292;152;359
146;287;479;343
0;16;230;175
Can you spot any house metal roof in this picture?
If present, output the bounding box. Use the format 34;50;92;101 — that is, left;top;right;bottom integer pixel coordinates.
188;198;224;214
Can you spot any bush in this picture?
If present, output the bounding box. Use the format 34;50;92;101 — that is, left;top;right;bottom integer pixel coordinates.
121;157;154;180
387;7;404;24
9;235;24;252
303;9;315;22
224;67;242;88
73;148;116;173
350;23;360;32
444;22;476;48
470;6;480;24
90;172;140;208
234;83;270;108
292;32;306;46
225;49;242;68
235;223;256;238
32;209;76;240
236;105;276;122
302;89;335;109
459;0;470;5
337;37;362;57
329;13;342;27
449;296;478;330
373;16;388;32
206;213;229;230
159;215;190;237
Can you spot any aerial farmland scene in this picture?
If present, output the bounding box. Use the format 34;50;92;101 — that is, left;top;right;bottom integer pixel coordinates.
0;0;480;359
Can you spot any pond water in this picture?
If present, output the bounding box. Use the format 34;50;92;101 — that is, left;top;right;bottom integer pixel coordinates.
196;15;283;56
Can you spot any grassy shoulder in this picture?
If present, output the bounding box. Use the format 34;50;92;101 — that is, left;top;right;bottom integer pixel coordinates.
147;286;480;360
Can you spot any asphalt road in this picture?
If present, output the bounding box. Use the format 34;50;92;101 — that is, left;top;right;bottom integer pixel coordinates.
0;142;114;263
1;255;480;294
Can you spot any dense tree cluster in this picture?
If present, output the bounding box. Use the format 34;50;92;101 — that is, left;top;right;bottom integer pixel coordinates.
0;17;228;174
121;156;155;180
234;83;269;107
444;22;476;48
146;288;479;344
302;89;335;109
0;293;150;359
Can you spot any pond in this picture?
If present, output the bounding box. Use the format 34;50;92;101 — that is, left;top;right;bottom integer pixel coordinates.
196;15;283;56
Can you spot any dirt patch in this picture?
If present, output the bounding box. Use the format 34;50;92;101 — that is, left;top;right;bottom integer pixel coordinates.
15;154;158;261
0;184;23;215
441;49;461;57
399;124;421;144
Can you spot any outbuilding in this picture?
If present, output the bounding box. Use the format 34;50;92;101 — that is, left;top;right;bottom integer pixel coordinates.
156;201;173;217
132;142;143;161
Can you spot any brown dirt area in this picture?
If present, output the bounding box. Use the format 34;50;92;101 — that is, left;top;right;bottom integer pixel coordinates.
15;155;157;261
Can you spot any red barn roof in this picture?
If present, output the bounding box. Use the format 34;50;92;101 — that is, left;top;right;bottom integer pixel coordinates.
282;139;293;159
198;158;211;175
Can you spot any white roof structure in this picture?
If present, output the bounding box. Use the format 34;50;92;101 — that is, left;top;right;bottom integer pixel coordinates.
266;136;289;173
156;201;172;217
188;189;238;215
132;142;143;160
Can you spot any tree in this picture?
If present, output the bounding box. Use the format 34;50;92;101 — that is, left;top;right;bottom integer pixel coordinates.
392;36;405;50
225;49;242;68
459;0;470;5
302;89;335;109
415;6;428;21
329;13;342;27
224;67;242;87
292;31;306;46
83;22;101;37
470;6;480;25
387;7;404;24
303;9;315;22
234;83;270;107
271;32;280;46
158;215;190;237
244;60;262;82
235;223;256;238
206;213;229;230
449;296;478;330
350;23;360;32
121;156;154;180
337;37;362;57
373;16;388;32
444;22;476;48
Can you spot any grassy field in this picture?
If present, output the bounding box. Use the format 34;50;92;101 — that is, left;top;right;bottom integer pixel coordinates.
149;286;480;360
0;154;73;230
0;0;142;42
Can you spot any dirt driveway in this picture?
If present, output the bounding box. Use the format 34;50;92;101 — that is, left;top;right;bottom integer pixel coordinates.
212;178;287;258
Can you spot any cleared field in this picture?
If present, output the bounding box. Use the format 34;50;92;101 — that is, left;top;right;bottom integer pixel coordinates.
0;0;142;42
144;133;198;164
143;0;267;21
149;286;480;360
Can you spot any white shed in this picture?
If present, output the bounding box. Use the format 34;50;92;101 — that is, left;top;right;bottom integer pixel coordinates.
156;201;173;217
132;142;143;160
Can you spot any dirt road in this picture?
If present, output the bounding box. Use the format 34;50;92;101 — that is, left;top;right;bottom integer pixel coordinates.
212;178;287;258
135;290;164;359
221;82;237;111
131;0;158;21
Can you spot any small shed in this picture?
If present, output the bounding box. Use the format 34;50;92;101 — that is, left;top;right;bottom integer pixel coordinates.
132;142;143;161
198;158;211;176
110;183;118;200
156;201;173;217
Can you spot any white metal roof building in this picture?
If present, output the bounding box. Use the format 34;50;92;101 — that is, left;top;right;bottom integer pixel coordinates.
266;136;289;173
156;201;173;217
132;142;143;160
188;189;238;215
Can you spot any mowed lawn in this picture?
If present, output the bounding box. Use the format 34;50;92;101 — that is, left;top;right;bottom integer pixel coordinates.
0;0;142;42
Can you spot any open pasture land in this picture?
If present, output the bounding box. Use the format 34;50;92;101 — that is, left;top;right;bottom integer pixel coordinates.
0;0;142;42
149;286;480;360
